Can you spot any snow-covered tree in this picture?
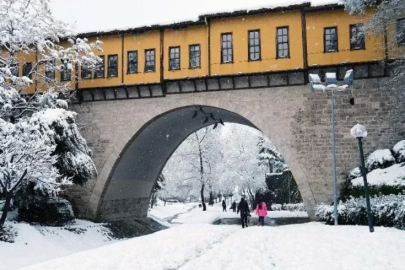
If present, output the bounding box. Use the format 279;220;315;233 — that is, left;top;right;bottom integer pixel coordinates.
0;117;71;229
0;0;100;184
257;135;287;173
0;0;101;227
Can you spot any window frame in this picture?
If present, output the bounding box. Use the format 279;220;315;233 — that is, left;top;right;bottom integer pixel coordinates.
169;46;181;71
248;29;261;61
107;54;118;78
189;44;201;69
221;32;233;64
144;49;156;73
276;26;290;59
94;55;105;79
127;50;138;74
23;62;32;79
350;24;366;51
324;27;339;53
60;60;71;82
397;19;405;45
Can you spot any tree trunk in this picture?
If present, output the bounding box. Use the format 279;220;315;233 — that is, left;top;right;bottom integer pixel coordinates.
201;183;206;211
0;193;12;230
209;191;214;206
247;189;255;211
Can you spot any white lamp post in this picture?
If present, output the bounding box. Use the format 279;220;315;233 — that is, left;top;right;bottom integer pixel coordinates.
351;124;374;233
309;70;354;226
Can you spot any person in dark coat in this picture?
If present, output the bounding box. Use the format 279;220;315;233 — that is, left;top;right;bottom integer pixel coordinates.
231;201;237;212
222;200;227;212
237;198;249;228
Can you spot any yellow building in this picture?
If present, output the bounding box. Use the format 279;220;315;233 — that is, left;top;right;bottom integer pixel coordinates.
13;3;404;96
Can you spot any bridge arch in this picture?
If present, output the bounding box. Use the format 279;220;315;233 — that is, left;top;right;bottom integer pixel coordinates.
88;101;315;221
70;81;402;222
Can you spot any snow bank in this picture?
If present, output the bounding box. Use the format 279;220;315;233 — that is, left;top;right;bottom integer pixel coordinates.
366;149;396;172
352;163;405;187
0;220;119;270
22;222;405;270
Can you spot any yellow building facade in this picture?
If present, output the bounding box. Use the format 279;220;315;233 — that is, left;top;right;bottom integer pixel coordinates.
12;3;404;95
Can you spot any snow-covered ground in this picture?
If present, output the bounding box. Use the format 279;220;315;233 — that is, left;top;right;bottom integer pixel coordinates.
0;220;119;270
149;202;308;225
21;222;405;270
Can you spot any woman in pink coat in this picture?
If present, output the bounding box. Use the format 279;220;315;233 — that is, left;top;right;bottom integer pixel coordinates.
256;198;268;226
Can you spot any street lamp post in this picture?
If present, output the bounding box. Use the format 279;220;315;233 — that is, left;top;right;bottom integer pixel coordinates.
309;70;353;226
351;124;374;233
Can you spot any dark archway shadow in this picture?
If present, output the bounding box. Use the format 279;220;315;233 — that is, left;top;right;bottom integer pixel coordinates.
97;105;258;221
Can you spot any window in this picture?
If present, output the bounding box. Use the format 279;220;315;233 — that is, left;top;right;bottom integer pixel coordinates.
45;60;55;81
127;51;138;74
145;49;155;72
81;67;92;80
350;24;365;50
94;55;105;78
221;33;233;63
169;47;180;70
397;19;405;45
60;60;71;81
249;30;260;61
23;62;32;79
276;27;289;58
108;55;118;77
10;64;19;77
324;27;338;52
189;45;200;68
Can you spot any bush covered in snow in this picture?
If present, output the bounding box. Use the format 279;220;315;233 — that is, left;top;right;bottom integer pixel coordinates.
0;223;17;243
315;195;405;228
393;141;405;163
18;197;74;226
366;149;396;172
271;203;306;212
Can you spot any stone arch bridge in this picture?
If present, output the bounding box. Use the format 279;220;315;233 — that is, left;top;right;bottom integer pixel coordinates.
69;78;403;221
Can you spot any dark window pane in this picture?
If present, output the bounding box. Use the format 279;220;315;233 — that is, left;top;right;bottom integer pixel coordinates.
221;33;233;63
128;51;138;74
60;60;71;81
45;60;55;81
169;47;180;70
276;27;289;58
108;55;118;77
94;56;105;78
189;45;200;68
397;19;405;44
324;27;338;52
248;30;260;61
23;62;32;79
145;49;155;72
350;25;365;50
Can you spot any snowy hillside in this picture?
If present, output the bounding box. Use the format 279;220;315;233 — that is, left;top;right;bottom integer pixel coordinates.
0;220;119;270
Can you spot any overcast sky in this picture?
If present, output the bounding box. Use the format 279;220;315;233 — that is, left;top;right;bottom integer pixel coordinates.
49;0;339;33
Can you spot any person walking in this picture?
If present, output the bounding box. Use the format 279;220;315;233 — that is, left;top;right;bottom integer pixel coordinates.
231;201;237;212
256;198;268;226
222;200;227;212
237;198;249;228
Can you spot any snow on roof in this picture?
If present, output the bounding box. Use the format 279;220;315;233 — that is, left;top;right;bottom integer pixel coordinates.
50;0;341;36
